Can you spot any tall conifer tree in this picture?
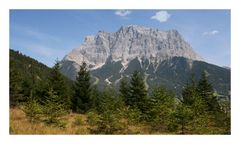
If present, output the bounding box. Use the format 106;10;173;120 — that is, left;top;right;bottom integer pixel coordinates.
197;72;220;112
73;62;92;113
49;60;70;110
43;88;66;123
10;61;23;106
129;71;147;112
119;76;130;105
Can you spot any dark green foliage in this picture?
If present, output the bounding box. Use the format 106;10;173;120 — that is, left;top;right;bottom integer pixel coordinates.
81;56;230;97
10;61;23;107
128;71;148;112
172;103;193;134
119;76;130;105
90;88;126;134
119;106;142;125
10;49;230;134
10;49;73;106
94;112;125;134
73;62;92;113
10;49;51;83
49;61;71;110
216;99;231;133
42;88;67;124
182;74;208;116
148;86;176;131
23;93;42;123
89;85;99;111
87;111;100;126
180;73;230;134
124;57;143;75
197;72;220;112
91;57;123;81
97;88;119;113
10;50;72;127
182;75;198;106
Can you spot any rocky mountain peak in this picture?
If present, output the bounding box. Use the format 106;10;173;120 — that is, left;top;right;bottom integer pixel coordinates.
62;25;203;71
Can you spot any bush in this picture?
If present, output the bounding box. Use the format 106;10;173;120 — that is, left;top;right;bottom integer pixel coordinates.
96;112;125;134
87;111;100;126
42;88;67;124
122;106;142;124
87;110;127;134
55;120;67;128
22;94;42;123
74;115;85;126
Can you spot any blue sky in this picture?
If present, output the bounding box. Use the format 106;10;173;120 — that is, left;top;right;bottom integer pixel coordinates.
10;10;230;67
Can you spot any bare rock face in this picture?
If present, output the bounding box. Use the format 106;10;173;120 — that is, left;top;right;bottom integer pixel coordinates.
61;25;202;73
60;25;230;97
61;25;202;79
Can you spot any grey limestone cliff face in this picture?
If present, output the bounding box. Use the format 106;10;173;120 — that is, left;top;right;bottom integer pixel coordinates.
61;25;202;75
60;25;230;97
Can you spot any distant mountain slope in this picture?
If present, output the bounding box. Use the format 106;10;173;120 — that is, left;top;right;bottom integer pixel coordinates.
10;49;51;82
10;49;73;85
90;56;230;96
59;25;230;97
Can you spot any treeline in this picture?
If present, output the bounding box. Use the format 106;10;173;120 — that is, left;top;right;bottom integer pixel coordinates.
10;59;230;134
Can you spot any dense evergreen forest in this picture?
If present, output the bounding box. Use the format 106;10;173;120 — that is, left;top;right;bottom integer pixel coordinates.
10;49;230;134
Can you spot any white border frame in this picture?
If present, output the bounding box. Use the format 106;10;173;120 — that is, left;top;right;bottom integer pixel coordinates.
1;0;239;144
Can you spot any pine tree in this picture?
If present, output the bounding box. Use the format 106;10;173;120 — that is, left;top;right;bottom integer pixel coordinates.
182;74;198;106
148;86;176;131
129;71;148;113
94;88;125;134
43;88;66;124
23;93;42;123
10;61;23;107
182;75;209;114
197;72;220;112
173;103;193;134
49;60;70;110
98;87;117;113
73;62;92;113
119;76;130;105
182;75;209;133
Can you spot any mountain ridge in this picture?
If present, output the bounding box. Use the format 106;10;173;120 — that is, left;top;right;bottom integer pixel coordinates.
62;25;203;72
60;25;230;96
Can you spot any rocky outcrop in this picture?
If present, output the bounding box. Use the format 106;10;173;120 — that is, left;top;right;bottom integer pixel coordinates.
61;25;202;75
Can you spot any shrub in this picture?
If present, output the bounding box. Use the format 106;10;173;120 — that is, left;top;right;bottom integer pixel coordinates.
74;115;85;126
22;94;42;123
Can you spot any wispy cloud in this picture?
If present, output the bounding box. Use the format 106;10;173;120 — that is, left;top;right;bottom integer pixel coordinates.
115;10;132;17
12;24;60;42
202;30;219;36
22;42;69;67
25;30;60;42
151;11;171;23
11;25;69;58
25;44;59;57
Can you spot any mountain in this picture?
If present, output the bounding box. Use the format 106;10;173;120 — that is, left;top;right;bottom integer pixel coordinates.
10;49;73;85
10;49;51;82
60;25;230;96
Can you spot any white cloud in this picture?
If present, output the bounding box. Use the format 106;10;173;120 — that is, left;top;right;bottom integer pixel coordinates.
151;11;171;23
203;30;219;36
115;10;131;17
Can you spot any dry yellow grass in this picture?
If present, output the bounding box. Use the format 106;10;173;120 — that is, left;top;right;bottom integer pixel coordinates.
10;107;90;134
10;108;146;134
9;108;180;134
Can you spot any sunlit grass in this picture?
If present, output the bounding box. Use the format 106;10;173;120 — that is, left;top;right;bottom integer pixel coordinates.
10;107;89;134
